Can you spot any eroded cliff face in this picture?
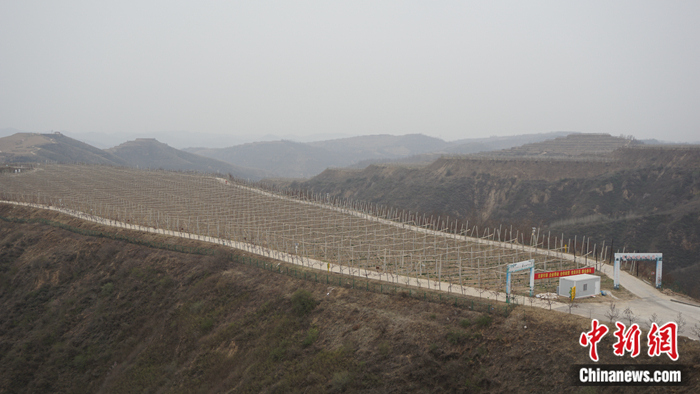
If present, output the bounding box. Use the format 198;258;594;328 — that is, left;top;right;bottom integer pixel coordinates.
298;155;700;297
302;160;699;226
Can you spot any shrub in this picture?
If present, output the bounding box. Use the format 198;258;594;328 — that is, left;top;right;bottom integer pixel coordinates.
100;282;114;297
331;371;352;392
270;340;290;362
302;328;319;347
447;330;466;345
291;289;317;316
189;301;204;314
72;354;87;370
378;341;390;357
475;314;492;328
200;317;214;332
159;276;173;288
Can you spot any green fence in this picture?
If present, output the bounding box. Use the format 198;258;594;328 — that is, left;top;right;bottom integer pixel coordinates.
0;214;516;316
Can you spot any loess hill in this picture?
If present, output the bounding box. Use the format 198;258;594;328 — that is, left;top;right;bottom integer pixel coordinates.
295;141;700;299
1;204;699;393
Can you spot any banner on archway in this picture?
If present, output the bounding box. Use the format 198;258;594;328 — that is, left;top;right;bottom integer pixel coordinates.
534;267;594;280
613;253;662;289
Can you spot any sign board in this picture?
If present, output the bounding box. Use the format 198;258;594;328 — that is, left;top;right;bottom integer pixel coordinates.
510;259;535;271
614;253;662;289
535;267;594;280
615;253;662;261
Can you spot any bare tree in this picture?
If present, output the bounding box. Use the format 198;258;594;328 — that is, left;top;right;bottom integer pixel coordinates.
675;312;687;334
489;288;500;302
567;294;579;314
647;313;659;327
540;294;556;311
691;323;700;341
478;285;488;299
527;295;536;309
605;302;620;324
622;307;637;326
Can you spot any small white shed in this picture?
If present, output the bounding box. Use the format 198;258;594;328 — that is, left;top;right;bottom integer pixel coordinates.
558;274;600;299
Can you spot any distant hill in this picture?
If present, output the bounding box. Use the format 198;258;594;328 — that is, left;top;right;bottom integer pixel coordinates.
345;132;577;168
0;132;127;166
445;131;575;154
189;133;575;179
475;133;642;158
186;134;451;179
308;134;450;159
186;140;349;178
108;138;270;180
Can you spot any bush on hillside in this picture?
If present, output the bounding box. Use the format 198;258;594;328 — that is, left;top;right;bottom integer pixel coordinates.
291;289;317;316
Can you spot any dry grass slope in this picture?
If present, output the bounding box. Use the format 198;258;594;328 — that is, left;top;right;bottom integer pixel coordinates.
1;204;698;393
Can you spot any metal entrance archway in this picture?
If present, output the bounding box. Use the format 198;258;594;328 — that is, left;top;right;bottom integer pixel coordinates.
613;253;662;289
505;259;535;303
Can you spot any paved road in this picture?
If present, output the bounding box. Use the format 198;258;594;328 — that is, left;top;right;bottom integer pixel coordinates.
552;261;700;337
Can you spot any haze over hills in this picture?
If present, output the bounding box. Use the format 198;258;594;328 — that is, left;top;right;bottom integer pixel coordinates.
307;134;450;159
185;140;344;179
345;131;577;169
186;134;453;178
108;138;271;180
60;130;357;150
187;132;578;178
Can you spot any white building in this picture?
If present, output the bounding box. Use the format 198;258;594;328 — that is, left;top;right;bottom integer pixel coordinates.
558;274;600;299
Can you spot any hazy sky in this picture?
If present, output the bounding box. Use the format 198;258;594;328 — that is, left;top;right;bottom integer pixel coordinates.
1;1;699;142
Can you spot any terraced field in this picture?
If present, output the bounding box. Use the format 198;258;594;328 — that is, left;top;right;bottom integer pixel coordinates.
1;164;595;295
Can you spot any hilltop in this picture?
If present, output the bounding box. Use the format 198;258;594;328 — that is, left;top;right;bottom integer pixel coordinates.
0;133;269;180
1;204;698;393
0;133;127;166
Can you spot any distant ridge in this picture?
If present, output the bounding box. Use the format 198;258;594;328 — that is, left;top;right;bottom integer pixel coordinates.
189;133;572;178
108;138;269;180
186;140;343;178
475;133;642;158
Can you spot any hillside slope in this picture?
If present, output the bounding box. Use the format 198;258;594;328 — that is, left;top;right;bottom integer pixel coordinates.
1;204;697;393
108;138;270;180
